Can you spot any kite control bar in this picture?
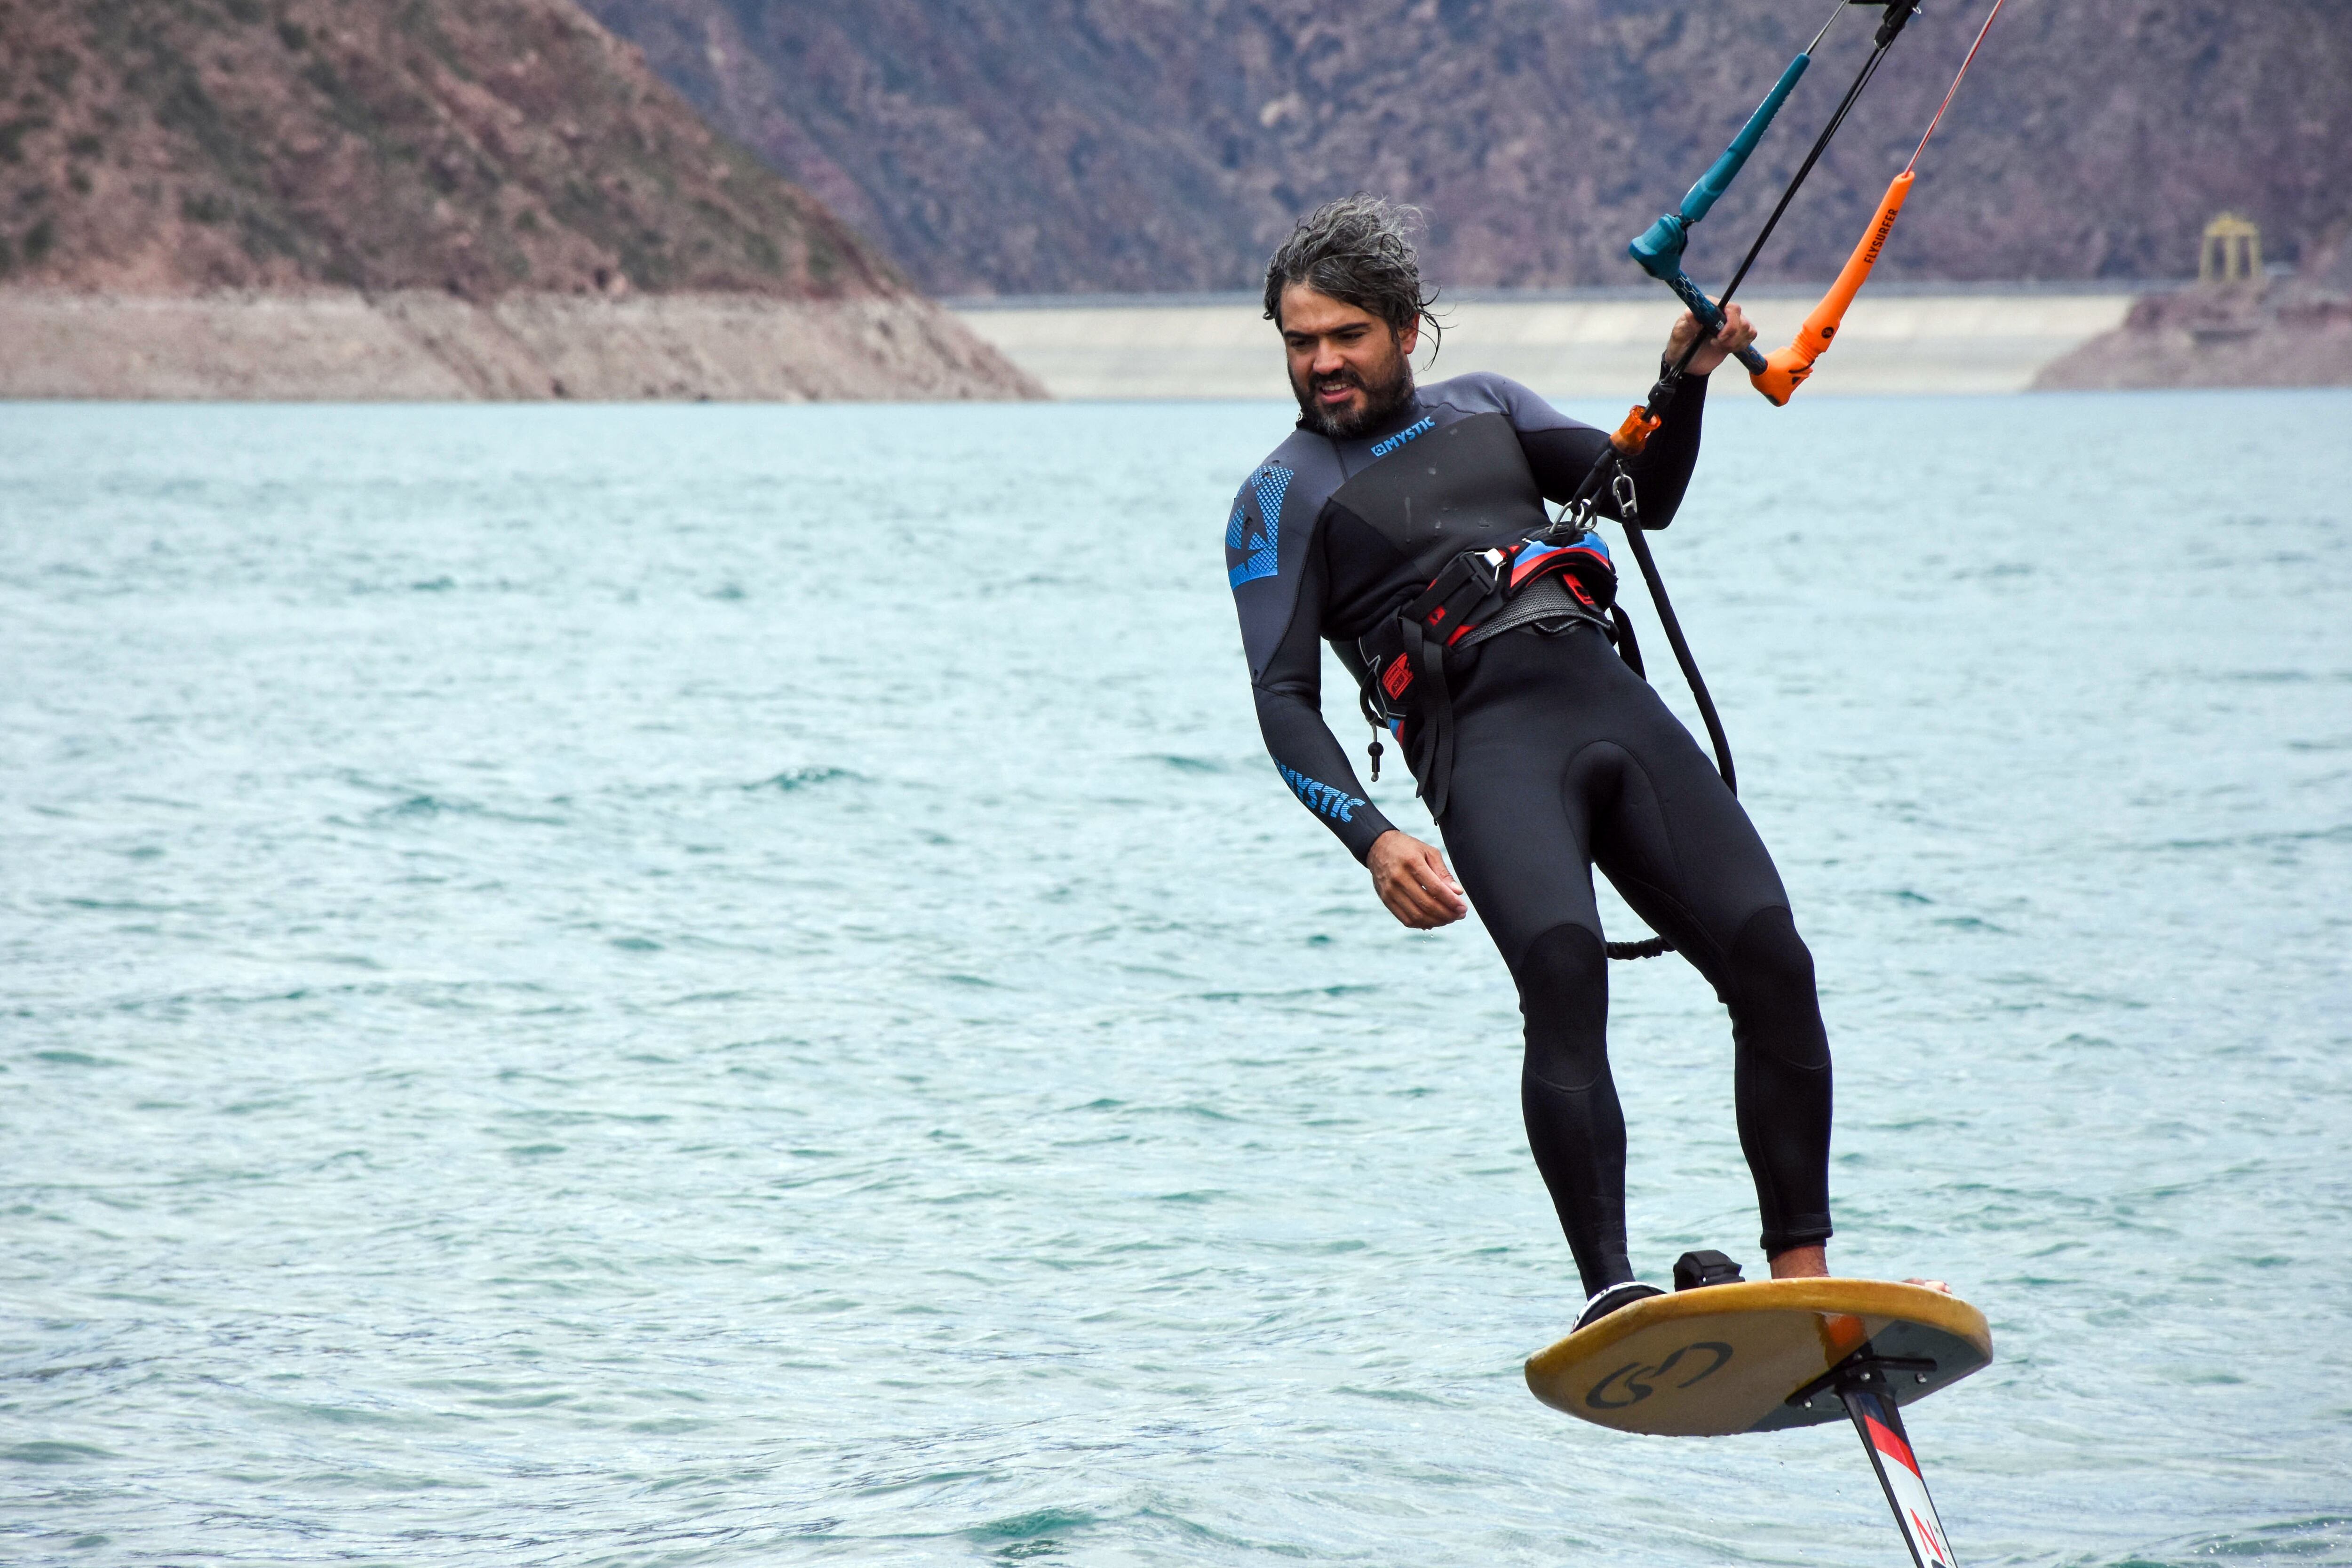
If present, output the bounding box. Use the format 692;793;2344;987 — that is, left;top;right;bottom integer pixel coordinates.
1624;0;1857;374
1548;0;1932;949
1627;0;1914;376
1645;274;1770;376
1753;0;2008;404
1581;0;1925;488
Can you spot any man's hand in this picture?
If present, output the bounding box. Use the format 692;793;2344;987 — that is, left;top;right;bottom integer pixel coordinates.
1664;303;1758;377
1367;829;1469;929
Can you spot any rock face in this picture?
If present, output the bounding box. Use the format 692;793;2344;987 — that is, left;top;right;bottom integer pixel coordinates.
2033;227;2352;390
579;0;2352;298
0;0;1038;398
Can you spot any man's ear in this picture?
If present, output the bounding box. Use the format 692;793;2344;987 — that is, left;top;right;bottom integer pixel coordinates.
1397;318;1420;358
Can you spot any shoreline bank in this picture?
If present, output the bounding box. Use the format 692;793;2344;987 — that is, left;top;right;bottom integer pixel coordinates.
0;289;1041;403
947;286;2145;401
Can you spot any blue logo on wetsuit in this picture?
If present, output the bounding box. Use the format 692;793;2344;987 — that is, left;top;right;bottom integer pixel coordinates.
1369;416;1435;458
1227;464;1292;588
1279;764;1365;823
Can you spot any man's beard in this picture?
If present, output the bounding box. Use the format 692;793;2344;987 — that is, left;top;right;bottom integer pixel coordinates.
1293;351;1416;439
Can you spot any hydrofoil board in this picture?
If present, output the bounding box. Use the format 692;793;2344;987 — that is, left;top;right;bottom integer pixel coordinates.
1526;1277;1991;1567
1526;1277;1988;1435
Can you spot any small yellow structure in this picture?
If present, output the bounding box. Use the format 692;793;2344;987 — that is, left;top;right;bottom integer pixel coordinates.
2200;213;2263;284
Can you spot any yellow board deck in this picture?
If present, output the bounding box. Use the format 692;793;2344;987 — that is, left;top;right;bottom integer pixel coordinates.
1525;1278;1992;1438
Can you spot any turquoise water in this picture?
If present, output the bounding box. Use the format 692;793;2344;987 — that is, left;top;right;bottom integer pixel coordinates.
2;391;2347;1566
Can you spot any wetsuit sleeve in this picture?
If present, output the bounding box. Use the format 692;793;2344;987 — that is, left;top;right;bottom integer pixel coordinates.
1502;368;1710;530
1249;536;1398;863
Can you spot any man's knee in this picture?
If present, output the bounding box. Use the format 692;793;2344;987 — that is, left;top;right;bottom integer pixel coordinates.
1516;923;1610;1091
1727;905;1828;1070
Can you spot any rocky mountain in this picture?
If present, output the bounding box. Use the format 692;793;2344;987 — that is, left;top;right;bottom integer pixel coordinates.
579;0;2352;297
0;0;907;299
0;0;1039;399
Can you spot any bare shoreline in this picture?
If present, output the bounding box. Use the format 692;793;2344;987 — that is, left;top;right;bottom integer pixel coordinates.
942;287;2143;401
0;289;1042;403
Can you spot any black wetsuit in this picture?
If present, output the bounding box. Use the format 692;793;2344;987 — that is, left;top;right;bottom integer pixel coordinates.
1224;371;1832;1294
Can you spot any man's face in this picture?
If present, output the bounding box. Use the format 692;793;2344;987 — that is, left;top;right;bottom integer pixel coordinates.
1279;283;1419;439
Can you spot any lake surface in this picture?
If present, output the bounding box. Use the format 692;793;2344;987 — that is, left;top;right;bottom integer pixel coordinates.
3;390;2348;1566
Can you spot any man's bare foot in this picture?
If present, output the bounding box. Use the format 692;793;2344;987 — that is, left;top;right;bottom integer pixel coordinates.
1904;1277;1953;1294
1769;1245;1829;1279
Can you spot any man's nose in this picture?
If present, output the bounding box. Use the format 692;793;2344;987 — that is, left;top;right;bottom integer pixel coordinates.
1311;341;1346;377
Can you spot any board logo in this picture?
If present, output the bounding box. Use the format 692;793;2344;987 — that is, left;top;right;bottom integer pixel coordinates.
1583;1340;1735;1409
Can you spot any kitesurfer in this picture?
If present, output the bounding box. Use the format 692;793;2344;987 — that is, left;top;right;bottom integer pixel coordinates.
1225;196;1832;1329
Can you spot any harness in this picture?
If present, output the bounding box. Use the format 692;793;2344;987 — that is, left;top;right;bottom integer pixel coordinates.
1351;470;1639;822
1344;459;1683;962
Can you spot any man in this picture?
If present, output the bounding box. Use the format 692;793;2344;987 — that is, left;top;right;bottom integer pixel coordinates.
1224;196;1832;1329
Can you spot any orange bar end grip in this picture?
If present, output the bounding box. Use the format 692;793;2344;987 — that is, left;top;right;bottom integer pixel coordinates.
1749;169;1915;406
1611;404;1663;454
1751;345;1812;406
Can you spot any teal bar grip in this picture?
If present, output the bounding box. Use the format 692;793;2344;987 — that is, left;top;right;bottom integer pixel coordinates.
1679;52;1811;225
1628;212;1690;280
1628;51;1811;281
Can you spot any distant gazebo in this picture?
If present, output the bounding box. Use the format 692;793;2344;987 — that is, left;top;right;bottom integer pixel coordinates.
2200;213;2263;284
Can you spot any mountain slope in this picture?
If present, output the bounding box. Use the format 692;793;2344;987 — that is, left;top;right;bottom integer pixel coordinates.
0;0;903;299
580;0;2352;296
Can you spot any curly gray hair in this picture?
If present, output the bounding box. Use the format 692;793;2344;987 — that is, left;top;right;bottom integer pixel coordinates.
1262;195;1442;354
